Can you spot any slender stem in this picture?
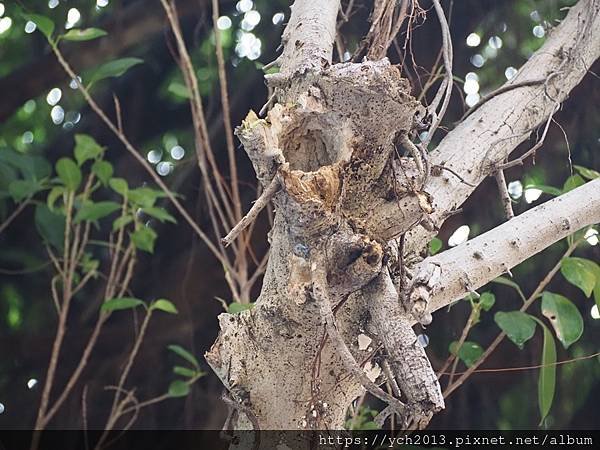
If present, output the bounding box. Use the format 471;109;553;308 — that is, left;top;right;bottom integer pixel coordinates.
437;305;477;380
99;309;153;445
0;197;31;236
211;0;241;223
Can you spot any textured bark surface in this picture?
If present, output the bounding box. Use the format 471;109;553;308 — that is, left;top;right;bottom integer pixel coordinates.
205;0;600;439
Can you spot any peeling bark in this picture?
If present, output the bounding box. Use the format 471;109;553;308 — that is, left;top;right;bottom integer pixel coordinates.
205;0;600;438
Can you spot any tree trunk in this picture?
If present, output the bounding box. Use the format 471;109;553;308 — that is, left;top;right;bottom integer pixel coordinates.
205;0;600;439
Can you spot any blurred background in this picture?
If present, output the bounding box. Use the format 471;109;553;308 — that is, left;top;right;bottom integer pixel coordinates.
0;0;598;431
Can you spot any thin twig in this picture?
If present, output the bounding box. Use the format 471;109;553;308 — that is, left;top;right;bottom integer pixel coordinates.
422;0;453;148
112;94;123;133
460;79;545;122
211;0;242;223
436;304;476;380
440;351;600;375
222;176;280;247
0;197;32;236
498;103;559;170
432;164;476;187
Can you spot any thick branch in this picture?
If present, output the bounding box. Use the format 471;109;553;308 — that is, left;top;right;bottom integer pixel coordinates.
278;0;340;75
418;177;600;316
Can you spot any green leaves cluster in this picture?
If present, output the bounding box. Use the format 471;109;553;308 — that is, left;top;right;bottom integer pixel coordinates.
167;345;205;397
100;297;178;315
455;244;596;427
99;296;203;400
21;11;143;90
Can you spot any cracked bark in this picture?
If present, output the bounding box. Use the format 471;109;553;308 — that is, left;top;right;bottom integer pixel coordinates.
205;0;600;439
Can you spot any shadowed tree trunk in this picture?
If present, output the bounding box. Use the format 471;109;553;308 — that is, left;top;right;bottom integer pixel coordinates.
205;0;600;441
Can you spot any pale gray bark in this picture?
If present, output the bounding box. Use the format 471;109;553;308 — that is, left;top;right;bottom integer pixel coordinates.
418;177;600;318
205;0;600;438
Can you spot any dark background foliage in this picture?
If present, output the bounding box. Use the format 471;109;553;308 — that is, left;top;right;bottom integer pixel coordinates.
0;0;598;430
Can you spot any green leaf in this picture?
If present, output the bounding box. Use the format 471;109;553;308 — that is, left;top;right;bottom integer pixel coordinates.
449;341;484;367
131;227;157;253
47;186;65;210
168;380;190;397
101;297;145;313
173;366;196;378
167;82;191;99
62;28;107;42
56;158;81;191
90;57;144;85
74;134;103;166
112;215;133;231
151;299;178;314
109;177;128;196
74;201;121;223
478;292;495;311
494;311;536;349
128;187;166;208
428;237;442;255
228;302;254;314
167;345;199;369
0;163;17;191
91;160;113;185
562;174;585;193
590;263;600;313
0;148;51;181
23;14;55;39
81;253;99;274
560;257;599;298
531;317;556;426
142;206;176;224
541;292;583;349
492;276;527;302
523;184;562;196
9;179;42;202
573;165;600;180
34;205;65;251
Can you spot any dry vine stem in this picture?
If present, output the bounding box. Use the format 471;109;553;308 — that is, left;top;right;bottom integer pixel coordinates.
204;0;600;439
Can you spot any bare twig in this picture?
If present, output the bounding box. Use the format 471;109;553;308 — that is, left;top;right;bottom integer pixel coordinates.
222;176;280;247
0;196;32;236
431;164;476;187
112;94;123;133
422;0;453;148
498;103;559;170
436;304;477;380
459;79;545;122
211;0;242;223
